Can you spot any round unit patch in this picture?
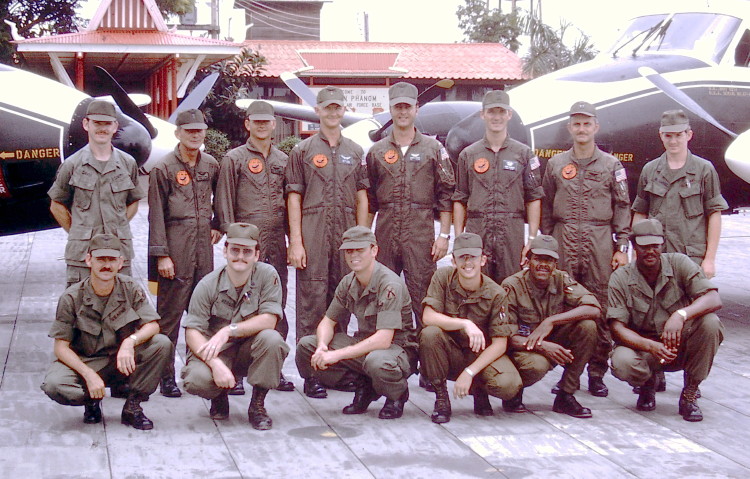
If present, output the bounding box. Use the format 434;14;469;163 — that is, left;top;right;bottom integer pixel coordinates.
248;158;264;173
312;154;328;168
384;149;399;164
561;163;578;179
175;170;190;185
473;158;490;174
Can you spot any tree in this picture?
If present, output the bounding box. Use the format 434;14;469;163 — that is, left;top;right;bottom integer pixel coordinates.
456;0;524;52
155;0;194;17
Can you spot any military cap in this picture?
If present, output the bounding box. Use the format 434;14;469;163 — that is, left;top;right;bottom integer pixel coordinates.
482;90;511;110
89;234;122;257
317;86;346;107
176;109;208;130
452;232;483;257
631;218;665;245
226;222;259;247
389;82;418;106
529;235;559;259
339;226;376;250
86;100;117;121
659;109;690;133
246;101;275;121
569;101;597;117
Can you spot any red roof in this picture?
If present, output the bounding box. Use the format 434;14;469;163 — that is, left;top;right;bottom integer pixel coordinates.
16;29;238;47
245;40;527;81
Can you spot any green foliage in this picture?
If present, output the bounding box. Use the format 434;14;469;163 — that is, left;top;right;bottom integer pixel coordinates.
155;0;194;17
204;128;230;159
276;136;301;156
456;0;523;52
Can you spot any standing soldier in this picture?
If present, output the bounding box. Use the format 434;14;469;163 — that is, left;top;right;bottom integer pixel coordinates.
48;100;144;287
366;81;455;326
215;101;294;392
541;101;631;398
148;109;221;398
286;86;369;356
453;90;543;285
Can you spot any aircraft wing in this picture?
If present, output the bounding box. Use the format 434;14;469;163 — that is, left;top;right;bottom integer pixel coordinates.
235;99;371;126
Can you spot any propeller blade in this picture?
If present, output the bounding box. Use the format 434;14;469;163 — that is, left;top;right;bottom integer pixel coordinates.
280;71;318;107
168;72;219;124
94;66;158;138
638;66;736;138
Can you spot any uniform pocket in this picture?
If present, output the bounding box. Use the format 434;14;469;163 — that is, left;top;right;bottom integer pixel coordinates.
679;187;703;218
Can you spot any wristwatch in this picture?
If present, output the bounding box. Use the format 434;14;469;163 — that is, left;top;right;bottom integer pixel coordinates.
676;309;688;320
438;233;450;240
128;334;138;343
618;244;629;254
229;323;238;337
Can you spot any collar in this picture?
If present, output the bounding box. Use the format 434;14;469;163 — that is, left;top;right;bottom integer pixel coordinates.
653;151;699;181
173;144;202;166
628;255;674;297
81;145;118;174
347;262;383;300
449;268;495;300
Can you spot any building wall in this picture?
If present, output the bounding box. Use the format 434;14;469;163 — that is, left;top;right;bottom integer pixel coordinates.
243;1;325;41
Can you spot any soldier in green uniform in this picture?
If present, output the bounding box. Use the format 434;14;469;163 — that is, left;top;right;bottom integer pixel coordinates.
181;223;289;430
41;234;171;430
541;101;631;398
49;100;144;287
453;90;543;285
501;235;600;418
608;219;724;422
296;226;417;420
148;109;221;398
420;232;521;424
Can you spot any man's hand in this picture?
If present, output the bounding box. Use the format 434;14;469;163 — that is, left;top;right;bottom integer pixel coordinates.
288;240;307;269
311;346;338;371
524;319;553;350
661;312;686;351
520;241;531;267
453;370;473;399
84;371;106;399
648;339;678;364
157;256;175;279
431;236;449;262
536;341;574;365
463;320;486;353
210;229;223;244
701;258;716;279
209;359;236;389
116;340;136;376
611;251;628;270
197;328;230;362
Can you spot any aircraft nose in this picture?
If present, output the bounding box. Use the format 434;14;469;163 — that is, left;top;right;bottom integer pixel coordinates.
725;130;750;184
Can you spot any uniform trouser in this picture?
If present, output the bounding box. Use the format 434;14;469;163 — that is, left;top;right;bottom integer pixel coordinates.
553;222;614;379
296;333;412;401
181;329;289;400
40;334;172;406
419;326;522;400
466;214;524;284
509;320;597;395
66;264;133;288
260;242;290;340
610;313;724;386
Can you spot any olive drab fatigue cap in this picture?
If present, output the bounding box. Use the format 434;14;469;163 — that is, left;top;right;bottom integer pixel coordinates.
389;82;418;106
317;86;346;107
569;101;597;117
88;233;122;257
631;218;665;245
339;226;376;250
659;109;690;133
246;100;275;121
529;234;559;259
482;90;511;111
452;232;483;257
176;109;208;130
86;100;117;121
226;222;259;247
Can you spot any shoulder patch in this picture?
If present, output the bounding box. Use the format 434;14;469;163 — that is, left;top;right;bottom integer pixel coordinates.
614;168;627;183
385;285;396;300
529;156;541;170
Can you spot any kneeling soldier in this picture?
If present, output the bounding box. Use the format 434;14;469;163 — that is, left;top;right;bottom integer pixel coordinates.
296;226;417;419
182;223;289;430
41;234;171;430
420;232;521;423
502;235;600;418
608;219;723;421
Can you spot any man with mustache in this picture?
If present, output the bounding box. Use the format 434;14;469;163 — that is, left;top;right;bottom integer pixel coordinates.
608;219;723;422
41;234;171;430
49;100;144;287
501;235;600;418
181;223;289;430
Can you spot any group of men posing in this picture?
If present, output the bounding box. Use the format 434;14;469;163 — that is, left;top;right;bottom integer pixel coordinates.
40;81;726;432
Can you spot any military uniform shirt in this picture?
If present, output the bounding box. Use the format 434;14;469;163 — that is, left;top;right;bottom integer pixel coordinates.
607;253;717;337
184;262;283;338
501;269;601;336
422;266;516;347
48;275;159;358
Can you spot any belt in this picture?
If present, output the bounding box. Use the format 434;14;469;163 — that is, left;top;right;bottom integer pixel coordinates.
467;211;523;219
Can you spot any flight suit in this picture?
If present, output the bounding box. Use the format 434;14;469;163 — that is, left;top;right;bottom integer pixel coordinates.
148;146;220;379
453;137;544;284
541;147;631;379
285;132;368;339
41;276;171;405
501;269;599;395
608;253;724;386
367;131;455;325
296;262;417;400
216;139;289;338
632;152;728;263
181;262;289;399
419;267;521;400
48;145;144;286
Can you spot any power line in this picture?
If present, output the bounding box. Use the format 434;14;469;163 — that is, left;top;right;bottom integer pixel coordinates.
235;0;321;25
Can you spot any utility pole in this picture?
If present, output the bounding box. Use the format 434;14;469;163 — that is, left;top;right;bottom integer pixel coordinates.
363;12;369;42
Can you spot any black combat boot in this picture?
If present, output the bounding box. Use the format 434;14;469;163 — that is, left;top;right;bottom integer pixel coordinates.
553;391;592;418
276;372;295;392
636;374;656;411
303;377;328;399
502;389;528;413
473;387;494;416
248;386;272;430
678;374;703;422
228;377;245;395
210;391;229;420
160;375;182;398
378;388;409;419
121;394;154;430
83;398;102;424
430;380;451;424
343;376;380;415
